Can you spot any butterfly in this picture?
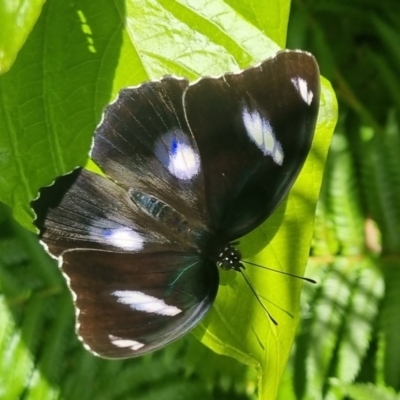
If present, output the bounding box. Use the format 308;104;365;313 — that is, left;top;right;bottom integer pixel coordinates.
32;50;320;359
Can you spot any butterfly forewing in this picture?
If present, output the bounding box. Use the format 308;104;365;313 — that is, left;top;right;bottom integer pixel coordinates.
184;51;319;239
92;78;210;231
33;168;196;257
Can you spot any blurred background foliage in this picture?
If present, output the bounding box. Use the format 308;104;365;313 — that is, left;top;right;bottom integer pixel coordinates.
1;0;400;399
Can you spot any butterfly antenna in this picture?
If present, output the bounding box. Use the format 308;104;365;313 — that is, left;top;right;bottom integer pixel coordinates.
242;260;316;284
256;293;295;319
239;269;278;325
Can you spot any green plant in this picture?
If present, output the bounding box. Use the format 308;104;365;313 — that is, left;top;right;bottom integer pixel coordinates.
0;1;337;399
276;1;400;398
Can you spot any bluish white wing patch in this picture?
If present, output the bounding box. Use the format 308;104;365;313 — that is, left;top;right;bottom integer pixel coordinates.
112;290;182;316
102;227;144;251
155;130;201;181
291;76;313;105
168;140;200;180
109;335;145;351
242;108;284;165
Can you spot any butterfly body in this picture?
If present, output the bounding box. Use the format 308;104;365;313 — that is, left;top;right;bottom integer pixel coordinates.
32;51;320;358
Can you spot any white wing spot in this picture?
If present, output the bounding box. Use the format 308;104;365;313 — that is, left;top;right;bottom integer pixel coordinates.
242;108;284;165
112;290;182;316
102;227;144;251
168;140;200;180
291;76;313;105
109;335;144;351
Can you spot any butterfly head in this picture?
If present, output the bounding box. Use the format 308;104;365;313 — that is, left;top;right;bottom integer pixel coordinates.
216;244;244;272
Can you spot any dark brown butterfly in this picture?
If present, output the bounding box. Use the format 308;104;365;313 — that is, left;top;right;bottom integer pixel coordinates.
32;50;320;359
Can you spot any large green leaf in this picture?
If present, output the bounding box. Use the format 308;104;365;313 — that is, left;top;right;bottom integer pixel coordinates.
0;1;337;399
195;77;336;398
0;0;46;73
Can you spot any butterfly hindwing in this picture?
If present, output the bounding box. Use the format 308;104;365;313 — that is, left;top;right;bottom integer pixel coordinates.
62;250;218;358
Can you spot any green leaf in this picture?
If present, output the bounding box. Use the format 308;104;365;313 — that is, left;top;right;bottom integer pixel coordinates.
381;261;400;389
333;381;400;400
0;1;337;399
195;76;336;399
0;0;282;231
0;0;46;74
326;132;365;255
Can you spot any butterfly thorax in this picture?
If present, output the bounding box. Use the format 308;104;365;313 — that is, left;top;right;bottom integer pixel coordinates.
216;244;244;272
129;189;190;235
128;189;213;251
129;188;243;271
